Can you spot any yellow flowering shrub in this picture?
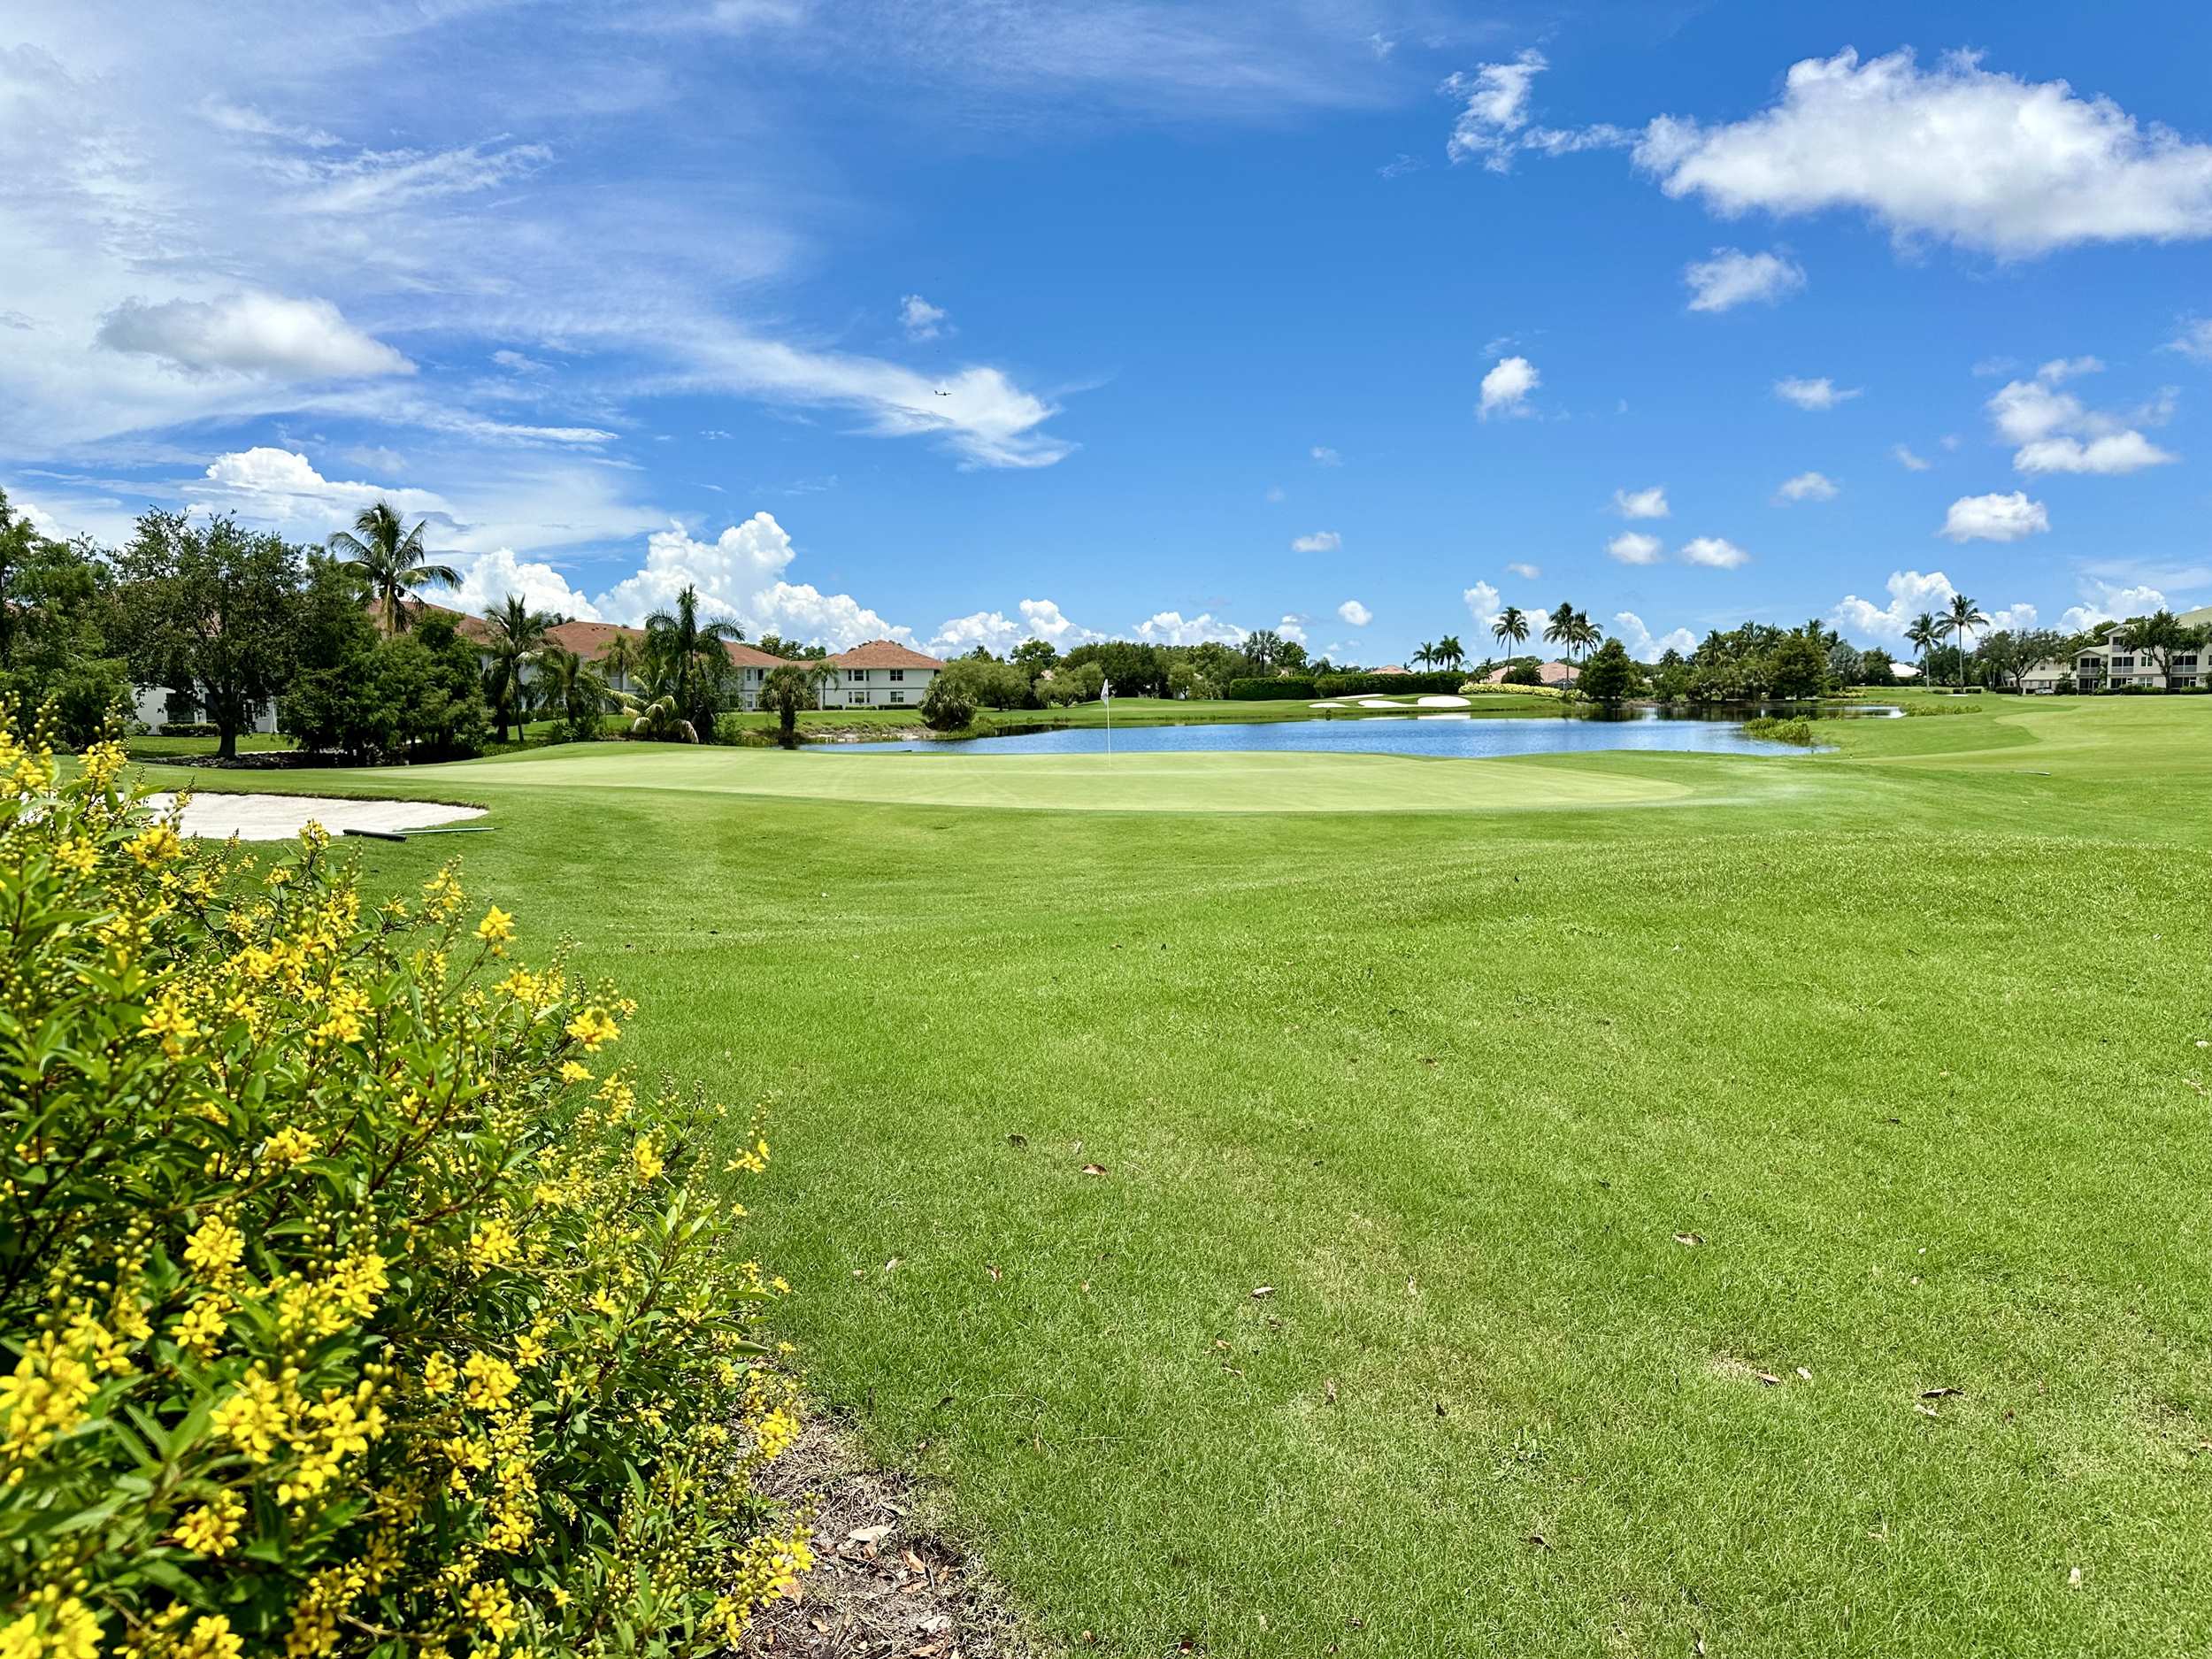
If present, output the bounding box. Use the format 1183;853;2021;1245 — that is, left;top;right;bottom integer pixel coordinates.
0;718;809;1659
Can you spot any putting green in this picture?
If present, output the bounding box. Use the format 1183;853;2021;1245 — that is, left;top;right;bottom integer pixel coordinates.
396;744;1721;813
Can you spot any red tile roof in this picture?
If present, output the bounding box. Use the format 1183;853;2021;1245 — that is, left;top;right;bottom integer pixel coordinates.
822;639;944;670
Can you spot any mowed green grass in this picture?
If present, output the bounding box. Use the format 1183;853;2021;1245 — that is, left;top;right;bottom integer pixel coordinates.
128;695;2212;1655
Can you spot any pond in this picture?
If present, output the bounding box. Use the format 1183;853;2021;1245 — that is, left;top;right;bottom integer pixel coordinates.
819;708;1862;760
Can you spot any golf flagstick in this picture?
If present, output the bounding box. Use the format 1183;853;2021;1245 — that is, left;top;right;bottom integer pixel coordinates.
1102;676;1112;762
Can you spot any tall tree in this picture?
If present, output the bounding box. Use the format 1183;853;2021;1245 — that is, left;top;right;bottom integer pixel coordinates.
535;647;614;740
1436;634;1464;672
1245;628;1285;674
1578;637;1637;705
644;585;743;740
1492;605;1528;665
2116;610;2208;688
758;660;833;749
326;502;459;634
113;511;301;760
596;632;641;692
482;596;555;744
1411;641;1436;671
1905;612;1940;684
1946;593;1990;687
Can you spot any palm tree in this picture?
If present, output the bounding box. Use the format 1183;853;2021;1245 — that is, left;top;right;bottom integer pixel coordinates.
1436;634;1464;673
1947;593;1989;687
483;595;555;744
1543;603;1584;677
327;502;459;634
625;694;697;743
1492;605;1528;669
537;646;612;741
1905;612;1940;684
1412;641;1436;671
758;660;834;749
645;584;743;739
1570;611;1601;670
596;632;641;693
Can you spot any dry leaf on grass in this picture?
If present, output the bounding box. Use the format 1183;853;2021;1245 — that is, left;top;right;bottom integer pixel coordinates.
1079;1163;1108;1178
1250;1286;1274;1300
1672;1233;1705;1247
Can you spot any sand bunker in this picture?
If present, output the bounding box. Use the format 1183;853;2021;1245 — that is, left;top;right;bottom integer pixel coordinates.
1415;695;1471;708
1309;699;1348;709
1356;697;1405;708
147;793;486;841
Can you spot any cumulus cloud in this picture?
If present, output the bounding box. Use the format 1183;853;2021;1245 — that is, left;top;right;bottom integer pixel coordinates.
1680;535;1749;569
1611;611;1698;662
1893;443;1932;472
1632;48;2212;257
899;295;948;341
2062;580;2169;632
1775;376;1860;411
1479;355;1539;419
1773;470;1839;503
1275;614;1309;644
96;292;412;379
1505;560;1540;579
1612;485;1669;518
1337;598;1373;626
1442;50;1548;171
926;597;1102;655
2168;318;2212;364
592;512;907;647
445;547;603;620
193;447;447;523
1607;532;1663;565
1310;445;1341;466
1829;569;2042;644
1132;611;1246;646
1939;491;2049;542
1683;247;1806;312
1292;530;1342;552
1986;358;2177;474
1463;581;1502;626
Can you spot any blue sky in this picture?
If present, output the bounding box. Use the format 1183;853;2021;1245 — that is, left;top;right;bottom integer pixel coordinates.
5;1;2212;663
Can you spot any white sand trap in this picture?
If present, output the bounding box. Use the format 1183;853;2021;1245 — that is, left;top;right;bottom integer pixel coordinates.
148;793;486;841
1415;694;1471;708
1309;699;1348;709
1356;697;1407;708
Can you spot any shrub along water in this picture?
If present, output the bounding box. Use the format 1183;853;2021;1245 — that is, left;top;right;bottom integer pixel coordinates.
0;721;809;1658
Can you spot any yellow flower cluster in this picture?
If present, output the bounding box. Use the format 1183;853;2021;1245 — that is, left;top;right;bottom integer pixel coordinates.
0;710;807;1659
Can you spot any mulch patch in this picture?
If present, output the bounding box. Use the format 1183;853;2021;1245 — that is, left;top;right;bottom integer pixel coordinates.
741;1414;1030;1659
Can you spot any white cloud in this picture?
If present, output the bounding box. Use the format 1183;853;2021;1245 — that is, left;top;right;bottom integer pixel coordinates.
1607;532;1663;565
1773;470;1839;503
1337;598;1372;626
1612;485;1669;518
1985;358;2178;474
95;292;412;380
1132;611;1246;646
291;140;553;215
2167;318;2212;364
2062;580;2169;632
1479;355;1539;419
445;548;603;621
1505;560;1540;579
1683;247;1805;312
2014;432;2177;474
925;598;1103;655
1275;614;1308;644
1680;535;1749;569
1892;443;1932;472
1830;569;2044;645
899;294;948;341
592;512;908;648
1939;491;2049;542
1442;50;1547;172
1611;611;1697;662
1291;530;1341;553
193;447;448;524
1775;376;1860;411
1310;444;1341;466
1633;47;2212;257
1463;582;1502;626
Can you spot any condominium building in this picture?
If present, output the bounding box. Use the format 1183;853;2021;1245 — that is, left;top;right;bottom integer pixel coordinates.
818;640;946;708
2069;603;2212;692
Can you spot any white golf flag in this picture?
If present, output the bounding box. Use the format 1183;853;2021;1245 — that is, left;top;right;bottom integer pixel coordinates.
1101;678;1112;704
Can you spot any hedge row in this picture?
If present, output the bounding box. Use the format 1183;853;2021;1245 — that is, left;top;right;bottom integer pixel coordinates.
1313;672;1469;696
1224;678;1318;701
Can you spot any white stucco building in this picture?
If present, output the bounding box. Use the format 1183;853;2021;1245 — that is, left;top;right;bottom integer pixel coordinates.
818;640;945;708
2069;604;2212;692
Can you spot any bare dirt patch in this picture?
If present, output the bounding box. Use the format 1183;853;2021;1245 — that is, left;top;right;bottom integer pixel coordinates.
741;1416;1028;1659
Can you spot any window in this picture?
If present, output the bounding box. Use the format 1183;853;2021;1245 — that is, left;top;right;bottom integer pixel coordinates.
2111;657;2135;669
890;691;904;703
848;668;866;682
852;690;870;704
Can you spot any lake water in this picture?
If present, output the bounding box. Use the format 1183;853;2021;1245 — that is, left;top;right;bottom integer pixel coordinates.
822;709;1847;760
